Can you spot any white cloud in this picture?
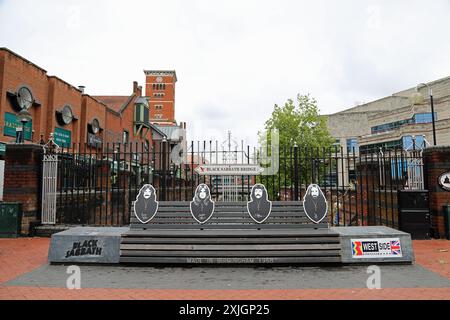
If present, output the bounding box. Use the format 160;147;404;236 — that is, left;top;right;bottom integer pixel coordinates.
1;0;449;145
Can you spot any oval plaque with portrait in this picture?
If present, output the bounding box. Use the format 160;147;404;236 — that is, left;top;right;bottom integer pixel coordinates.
247;184;272;224
190;184;215;224
303;184;328;224
134;184;159;224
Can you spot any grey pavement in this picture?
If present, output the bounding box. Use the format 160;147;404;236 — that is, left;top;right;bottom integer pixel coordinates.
5;263;450;290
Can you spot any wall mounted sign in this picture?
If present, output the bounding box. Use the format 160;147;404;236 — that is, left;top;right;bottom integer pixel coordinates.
190;184;215;224
438;172;450;191
351;238;403;258
195;164;264;176
54;127;72;148
134;184;159;224
87;133;102;148
303;184;328;224
247;184;272;224
3;112;32;140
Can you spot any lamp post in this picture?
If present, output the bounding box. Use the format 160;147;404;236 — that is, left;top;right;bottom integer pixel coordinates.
18;109;32;143
416;83;437;146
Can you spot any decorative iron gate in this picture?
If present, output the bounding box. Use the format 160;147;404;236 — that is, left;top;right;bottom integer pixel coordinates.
41;152;59;225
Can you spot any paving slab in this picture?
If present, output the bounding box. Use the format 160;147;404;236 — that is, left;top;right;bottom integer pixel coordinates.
5;263;450;290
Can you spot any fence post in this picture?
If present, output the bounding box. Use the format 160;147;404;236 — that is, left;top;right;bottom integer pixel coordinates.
3;144;44;235
294;144;299;201
161;139;167;201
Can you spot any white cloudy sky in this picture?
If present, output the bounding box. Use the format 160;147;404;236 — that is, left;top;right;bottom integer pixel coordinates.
1;0;450;146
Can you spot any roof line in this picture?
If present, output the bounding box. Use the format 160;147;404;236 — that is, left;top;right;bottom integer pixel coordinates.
149;123;167;137
118;94;136;114
0;47;47;73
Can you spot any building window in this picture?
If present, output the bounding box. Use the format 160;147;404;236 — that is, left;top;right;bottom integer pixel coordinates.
155;105;163;110
413;113;437;124
123;130;129;144
402;135;426;150
134;104;149;124
346;138;359;153
371;112;438;134
371;119;412;134
360;139;403;154
155;83;166;90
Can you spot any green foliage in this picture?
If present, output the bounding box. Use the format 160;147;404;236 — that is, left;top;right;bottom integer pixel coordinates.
263;94;334;149
257;94;335;200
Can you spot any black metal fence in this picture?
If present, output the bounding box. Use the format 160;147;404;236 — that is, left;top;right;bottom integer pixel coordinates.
50;141;425;229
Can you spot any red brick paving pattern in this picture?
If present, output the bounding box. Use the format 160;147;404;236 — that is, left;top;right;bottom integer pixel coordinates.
0;238;449;300
0;238;49;284
413;240;450;279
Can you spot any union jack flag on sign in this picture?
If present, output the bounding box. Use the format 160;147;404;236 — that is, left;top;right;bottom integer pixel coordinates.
390;240;402;255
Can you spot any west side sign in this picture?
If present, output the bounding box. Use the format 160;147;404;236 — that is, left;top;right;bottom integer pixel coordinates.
195;164;264;176
351;238;403;258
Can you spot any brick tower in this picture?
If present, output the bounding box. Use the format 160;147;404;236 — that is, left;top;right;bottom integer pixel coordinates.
144;70;177;124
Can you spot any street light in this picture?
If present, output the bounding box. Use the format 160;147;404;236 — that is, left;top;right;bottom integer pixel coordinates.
416;83;437;146
18;109;32;143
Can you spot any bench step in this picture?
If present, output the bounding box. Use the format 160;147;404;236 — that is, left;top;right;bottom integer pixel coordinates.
119;256;342;264
122;229;339;237
122;201;340;265
121;243;341;251
121;236;340;244
120;250;341;257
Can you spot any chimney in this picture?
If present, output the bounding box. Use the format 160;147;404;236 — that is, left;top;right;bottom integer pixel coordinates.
133;81;138;94
138;85;142;97
78;86;85;94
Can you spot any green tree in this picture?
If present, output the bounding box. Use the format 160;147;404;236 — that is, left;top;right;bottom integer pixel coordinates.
257;94;335;200
263;94;334;149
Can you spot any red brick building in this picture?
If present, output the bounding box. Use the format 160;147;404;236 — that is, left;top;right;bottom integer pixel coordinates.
0;48;162;154
144;70;177;124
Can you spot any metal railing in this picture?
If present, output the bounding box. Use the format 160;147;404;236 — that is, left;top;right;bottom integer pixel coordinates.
43;141;424;229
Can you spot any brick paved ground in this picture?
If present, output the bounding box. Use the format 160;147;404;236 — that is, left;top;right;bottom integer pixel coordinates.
0;237;449;300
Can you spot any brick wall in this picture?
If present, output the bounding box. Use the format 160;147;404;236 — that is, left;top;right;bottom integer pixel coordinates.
0;49;49;142
3;144;43;235
145;72;176;123
0;48;151;150
423;146;450;238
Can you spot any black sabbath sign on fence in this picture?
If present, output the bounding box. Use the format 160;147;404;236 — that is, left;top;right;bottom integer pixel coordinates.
247;184;272;223
303;184;328;224
190;184;215;224
134;184;159;224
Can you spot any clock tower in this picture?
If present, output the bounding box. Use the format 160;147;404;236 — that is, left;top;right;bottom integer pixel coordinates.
144;70;177;124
